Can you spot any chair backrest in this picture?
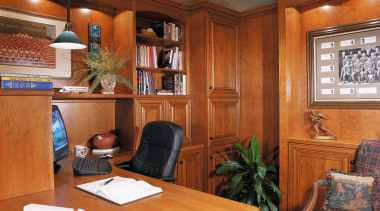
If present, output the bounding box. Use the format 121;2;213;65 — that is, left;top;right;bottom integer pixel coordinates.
356;139;380;175
130;121;184;178
356;139;380;210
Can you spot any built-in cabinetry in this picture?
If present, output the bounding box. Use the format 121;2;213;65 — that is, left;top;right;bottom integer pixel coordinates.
189;3;240;194
0;0;243;198
0;90;54;200
176;145;204;191
134;97;191;149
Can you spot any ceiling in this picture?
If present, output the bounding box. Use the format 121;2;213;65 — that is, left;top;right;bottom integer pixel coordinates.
171;0;277;12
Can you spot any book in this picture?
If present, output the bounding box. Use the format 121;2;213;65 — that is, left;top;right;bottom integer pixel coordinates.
59;86;88;93
1;80;53;90
76;176;163;205
1;76;53;82
0;72;52;79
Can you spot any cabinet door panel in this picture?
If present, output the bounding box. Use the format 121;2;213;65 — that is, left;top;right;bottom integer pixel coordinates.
209;98;240;147
134;98;165;150
209;18;239;96
288;143;356;210
166;98;191;144
177;146;204;191
207;145;237;195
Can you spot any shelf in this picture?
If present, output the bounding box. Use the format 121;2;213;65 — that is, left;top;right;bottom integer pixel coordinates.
136;33;184;48
0;89;54;96
53;93;134;100
53;92;190;100
136;66;186;73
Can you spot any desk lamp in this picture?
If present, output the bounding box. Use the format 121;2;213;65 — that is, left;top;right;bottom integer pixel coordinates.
49;0;86;50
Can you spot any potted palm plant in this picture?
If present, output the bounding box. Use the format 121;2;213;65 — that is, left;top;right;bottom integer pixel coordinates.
76;43;134;94
216;134;282;211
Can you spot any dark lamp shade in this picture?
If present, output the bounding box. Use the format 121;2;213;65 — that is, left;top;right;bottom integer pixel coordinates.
49;31;87;50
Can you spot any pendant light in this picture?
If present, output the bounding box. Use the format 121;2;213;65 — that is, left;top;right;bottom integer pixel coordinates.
49;0;86;49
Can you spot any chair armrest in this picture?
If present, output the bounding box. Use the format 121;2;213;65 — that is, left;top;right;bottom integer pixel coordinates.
303;180;327;211
115;160;132;170
156;176;177;184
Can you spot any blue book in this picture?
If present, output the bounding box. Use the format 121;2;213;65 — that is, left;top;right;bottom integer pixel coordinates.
1;80;53;90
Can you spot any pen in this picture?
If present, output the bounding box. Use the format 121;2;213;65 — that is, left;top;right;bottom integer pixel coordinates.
104;178;114;185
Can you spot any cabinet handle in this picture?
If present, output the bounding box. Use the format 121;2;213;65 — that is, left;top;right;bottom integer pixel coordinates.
209;86;213;89
350;160;356;164
180;160;183;164
210;156;213;159
210;137;213;140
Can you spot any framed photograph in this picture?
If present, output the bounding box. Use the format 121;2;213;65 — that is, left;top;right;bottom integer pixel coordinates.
0;6;72;78
88;23;101;43
307;18;380;108
89;42;100;54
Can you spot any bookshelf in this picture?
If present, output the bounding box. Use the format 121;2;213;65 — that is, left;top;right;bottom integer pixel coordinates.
135;10;187;96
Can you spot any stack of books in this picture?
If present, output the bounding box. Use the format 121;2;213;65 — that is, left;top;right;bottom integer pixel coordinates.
136;45;158;68
136;70;154;95
158;47;183;70
162;73;186;95
0;73;53;90
153;21;183;41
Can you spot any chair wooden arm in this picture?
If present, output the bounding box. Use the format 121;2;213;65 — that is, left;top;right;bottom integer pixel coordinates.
303;180;327;211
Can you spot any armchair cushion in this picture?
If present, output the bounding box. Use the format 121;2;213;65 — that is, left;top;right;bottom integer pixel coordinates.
322;169;378;211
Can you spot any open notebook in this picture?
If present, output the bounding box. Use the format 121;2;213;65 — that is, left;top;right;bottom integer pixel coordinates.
76;176;163;205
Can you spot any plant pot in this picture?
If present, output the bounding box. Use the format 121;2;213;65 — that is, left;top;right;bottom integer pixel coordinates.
100;74;116;94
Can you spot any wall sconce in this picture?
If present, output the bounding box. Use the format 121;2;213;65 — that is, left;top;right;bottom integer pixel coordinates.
49;0;86;49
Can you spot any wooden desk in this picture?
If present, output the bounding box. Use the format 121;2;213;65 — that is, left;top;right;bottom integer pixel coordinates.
0;155;257;210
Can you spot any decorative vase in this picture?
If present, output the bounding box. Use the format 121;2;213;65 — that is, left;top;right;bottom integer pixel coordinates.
100;73;116;94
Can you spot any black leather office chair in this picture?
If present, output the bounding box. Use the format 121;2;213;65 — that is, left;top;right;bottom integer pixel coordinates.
116;121;184;183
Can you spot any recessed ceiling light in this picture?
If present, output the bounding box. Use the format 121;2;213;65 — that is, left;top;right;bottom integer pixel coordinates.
321;5;331;10
81;8;90;13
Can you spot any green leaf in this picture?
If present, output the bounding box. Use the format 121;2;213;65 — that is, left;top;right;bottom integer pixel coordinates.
250;135;261;163
254;183;263;195
233;143;251;165
268;181;282;202
267;165;278;173
257;163;267;179
230;172;245;190
216;161;244;174
265;196;278;211
259;204;269;211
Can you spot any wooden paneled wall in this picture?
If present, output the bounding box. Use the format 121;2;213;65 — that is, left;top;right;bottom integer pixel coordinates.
240;4;279;158
279;0;380;143
0;0;119;89
279;0;380;209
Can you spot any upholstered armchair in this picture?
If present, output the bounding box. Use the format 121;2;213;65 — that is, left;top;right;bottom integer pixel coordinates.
304;139;380;210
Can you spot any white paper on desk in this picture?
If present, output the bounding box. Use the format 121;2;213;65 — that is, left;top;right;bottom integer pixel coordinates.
76;176;163;205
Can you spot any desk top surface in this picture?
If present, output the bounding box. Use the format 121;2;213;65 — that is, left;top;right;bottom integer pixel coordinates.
0;154;257;210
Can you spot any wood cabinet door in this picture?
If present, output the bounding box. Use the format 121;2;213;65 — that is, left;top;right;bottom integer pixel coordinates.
166;98;191;144
288;143;357;210
209;98;240;147
134;98;165;150
209;17;239;97
0;94;53;200
177;145;204;191
207;145;237;195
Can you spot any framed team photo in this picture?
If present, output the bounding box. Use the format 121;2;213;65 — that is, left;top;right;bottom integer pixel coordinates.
307;18;380;108
0;6;72;78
